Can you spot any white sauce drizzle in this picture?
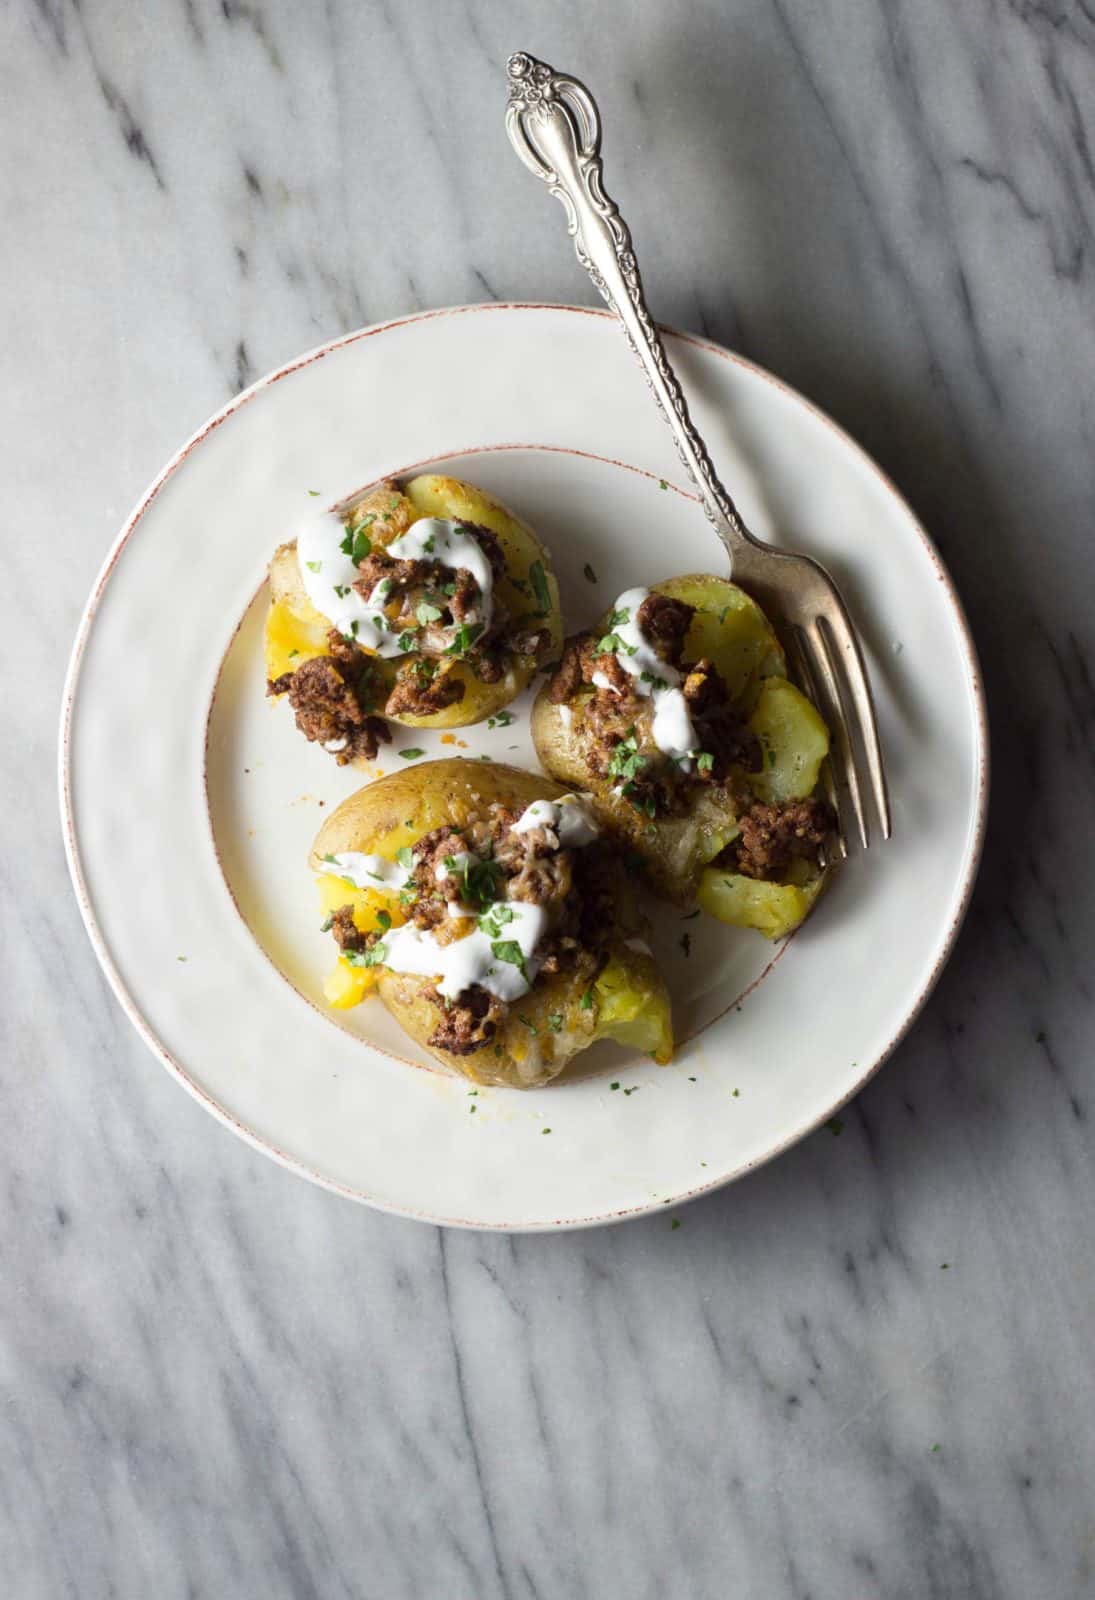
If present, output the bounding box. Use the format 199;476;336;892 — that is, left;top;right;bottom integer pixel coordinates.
322;852;411;891
558;704;573;731
594;585;701;768
380;903;548;1003
295;511;493;656
512;796;600;850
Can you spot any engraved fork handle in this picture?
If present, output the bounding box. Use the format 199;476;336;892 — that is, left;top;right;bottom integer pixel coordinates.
505;51;762;574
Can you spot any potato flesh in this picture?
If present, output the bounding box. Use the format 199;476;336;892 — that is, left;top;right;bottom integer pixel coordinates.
265;475;563;731
531;575;832;936
697;869;825;941
310;759;673;1087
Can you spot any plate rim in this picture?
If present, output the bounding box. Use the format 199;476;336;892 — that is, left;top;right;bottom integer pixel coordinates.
58;301;990;1230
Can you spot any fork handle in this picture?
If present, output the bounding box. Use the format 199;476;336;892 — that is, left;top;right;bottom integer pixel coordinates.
505;51;761;575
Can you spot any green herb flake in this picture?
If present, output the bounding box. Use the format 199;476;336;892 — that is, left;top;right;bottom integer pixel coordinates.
696;751;714;775
717;606;731;625
345;939;389;969
580;988;595;1011
491;940;529;981
517;1014;538;1034
469;1104;477;1114
624;1086;639;1096
670;1218;681;1229
416;601;443;627
541;1127;552;1135
305;560;322;573
487;710;517;730
941;1263;950;1270
826;1116;844;1136
931;1443;941;1454
307;489;321;497
547;1014;564;1033
659;479;668;491
176;955;188;963
319;916;333;933
399;748;426;762
583;562;598;583
445;622;485;657
610;1082;620;1091
528;560;551;617
333;584;350;599
688;1075;696;1082
287;649;299;658
397;631;417;653
732;1088;740;1098
607;733;647;785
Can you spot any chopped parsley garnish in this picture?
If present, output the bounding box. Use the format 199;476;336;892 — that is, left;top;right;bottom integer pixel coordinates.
607;733;646;784
542;1127;552;1135
345;940;389;968
305;560;322;573
487;710;516;730
528;560;551;617
516;1013;537;1033
442;858;504;911
478;902;516;939
610;1081;620;1091
416;601;443;626
340;515;375;566
640;671;670;690
596;631;635;656
399;748;426;761
288;648;299;658
375;910;392;933
344;620;360;640
579;987;595;1011
547;1013;564;1033
659;479;668;491
442;580;457;596
606;607;631;628
445;622;485;656
670;1218;681;1229
493;934;531;972
583;562;598;584
307;489;321;497
320;915;333;933
389;495;400;509
398;886;419;907
397;630;417;653
717;605;731;625
395;846;414;869
422;535;435;554
333;584;350;599
696;751;714;774
826;1116;844;1136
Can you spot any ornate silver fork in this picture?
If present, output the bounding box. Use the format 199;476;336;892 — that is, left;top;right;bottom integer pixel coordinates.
505;51;891;849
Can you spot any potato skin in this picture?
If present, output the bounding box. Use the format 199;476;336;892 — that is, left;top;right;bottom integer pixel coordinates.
267;475;564;735
531;575;832;932
311;760;673;1087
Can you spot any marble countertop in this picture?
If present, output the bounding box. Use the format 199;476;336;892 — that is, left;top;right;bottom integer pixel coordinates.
8;1;1094;1595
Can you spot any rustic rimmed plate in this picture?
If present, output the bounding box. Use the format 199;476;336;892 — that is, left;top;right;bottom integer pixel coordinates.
60;304;987;1230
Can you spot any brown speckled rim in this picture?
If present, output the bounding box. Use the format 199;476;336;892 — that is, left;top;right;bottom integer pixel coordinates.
201;442;793;1074
59;303;990;1232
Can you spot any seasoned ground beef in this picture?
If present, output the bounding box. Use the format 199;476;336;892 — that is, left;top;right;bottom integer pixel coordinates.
683;658;762;780
732;798;833;881
384;660;466;718
424;984;503;1055
329;905;367;953
267;631;391;764
635;592;694;666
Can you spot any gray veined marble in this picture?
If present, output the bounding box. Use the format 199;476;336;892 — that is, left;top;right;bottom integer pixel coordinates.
4;0;1094;1596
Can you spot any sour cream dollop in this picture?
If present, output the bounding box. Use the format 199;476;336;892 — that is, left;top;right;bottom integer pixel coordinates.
592;586;701;767
380;902;548;1003
512;796;600;850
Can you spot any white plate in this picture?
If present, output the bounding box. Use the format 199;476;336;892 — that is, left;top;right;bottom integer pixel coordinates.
61;304;987;1230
